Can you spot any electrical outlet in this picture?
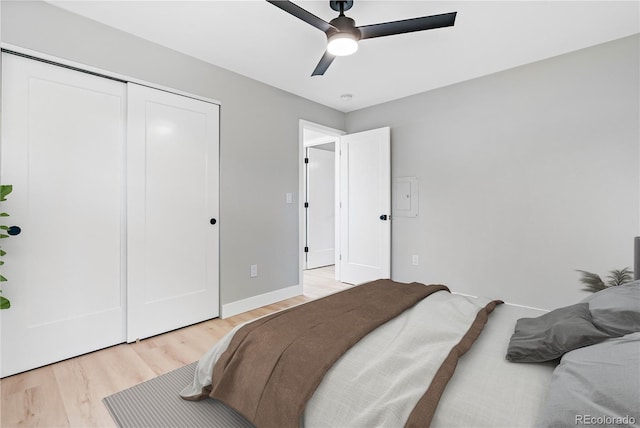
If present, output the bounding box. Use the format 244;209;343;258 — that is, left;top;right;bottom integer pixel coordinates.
412;255;419;266
250;264;258;277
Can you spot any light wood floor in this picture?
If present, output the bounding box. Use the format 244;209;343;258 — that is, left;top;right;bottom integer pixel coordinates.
0;266;348;428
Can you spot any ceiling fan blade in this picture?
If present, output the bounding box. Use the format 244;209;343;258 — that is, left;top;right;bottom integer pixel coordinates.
311;51;336;76
266;1;337;33
358;12;457;40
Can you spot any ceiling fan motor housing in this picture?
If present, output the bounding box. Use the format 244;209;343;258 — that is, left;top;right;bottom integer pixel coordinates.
330;0;354;13
329;15;361;40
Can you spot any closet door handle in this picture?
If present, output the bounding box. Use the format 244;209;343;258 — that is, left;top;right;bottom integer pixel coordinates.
210;218;217;225
379;215;388;221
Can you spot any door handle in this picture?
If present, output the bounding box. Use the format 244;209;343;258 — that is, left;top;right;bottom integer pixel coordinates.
379;215;388;221
7;226;21;236
209;218;217;225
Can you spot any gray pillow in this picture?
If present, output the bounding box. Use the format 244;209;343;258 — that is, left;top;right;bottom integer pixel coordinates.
538;333;640;427
506;303;609;363
581;281;640;337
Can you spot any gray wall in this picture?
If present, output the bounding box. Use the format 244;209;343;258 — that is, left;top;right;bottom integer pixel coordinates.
347;34;640;309
3;1;638;311
1;1;345;306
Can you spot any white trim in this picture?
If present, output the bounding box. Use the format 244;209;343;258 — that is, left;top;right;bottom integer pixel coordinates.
299;120;345;288
0;43;221;106
299;120;345;137
221;284;302;319
304;135;337;148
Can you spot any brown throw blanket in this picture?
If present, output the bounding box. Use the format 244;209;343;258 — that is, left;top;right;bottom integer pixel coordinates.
209;279;449;428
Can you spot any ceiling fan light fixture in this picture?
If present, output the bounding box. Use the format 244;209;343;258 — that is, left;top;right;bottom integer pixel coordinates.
267;0;457;76
327;32;359;56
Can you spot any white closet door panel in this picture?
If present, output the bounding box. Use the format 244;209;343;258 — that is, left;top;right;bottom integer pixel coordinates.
127;83;219;342
1;53;125;377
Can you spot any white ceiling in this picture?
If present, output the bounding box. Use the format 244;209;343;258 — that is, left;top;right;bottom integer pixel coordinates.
48;1;639;112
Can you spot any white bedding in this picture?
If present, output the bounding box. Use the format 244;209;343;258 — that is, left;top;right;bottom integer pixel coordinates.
181;291;555;427
432;302;556;427
302;291;495;427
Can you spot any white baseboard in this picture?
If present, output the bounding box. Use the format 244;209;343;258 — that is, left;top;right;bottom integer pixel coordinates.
221;284;303;319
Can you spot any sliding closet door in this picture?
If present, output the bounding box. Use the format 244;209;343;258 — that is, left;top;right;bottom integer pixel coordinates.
127;83;219;341
0;53;126;377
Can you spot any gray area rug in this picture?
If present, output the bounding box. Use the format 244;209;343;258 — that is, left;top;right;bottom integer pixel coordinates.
103;362;254;428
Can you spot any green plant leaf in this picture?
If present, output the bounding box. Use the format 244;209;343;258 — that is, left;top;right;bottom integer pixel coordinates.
0;260;4;266
606;267;634;287
0;234;9;239
0;213;9;217
0;296;10;310
0;275;6;282
0;226;8;230
576;270;607;292
0;185;13;202
0;249;6;257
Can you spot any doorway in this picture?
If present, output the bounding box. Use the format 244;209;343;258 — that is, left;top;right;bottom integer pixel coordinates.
299;121;344;293
299;121;392;291
305;141;335;269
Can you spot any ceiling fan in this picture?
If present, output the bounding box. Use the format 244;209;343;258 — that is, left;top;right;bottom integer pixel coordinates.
266;0;457;76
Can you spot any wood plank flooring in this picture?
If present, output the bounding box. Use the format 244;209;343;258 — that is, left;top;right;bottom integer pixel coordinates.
0;266;349;427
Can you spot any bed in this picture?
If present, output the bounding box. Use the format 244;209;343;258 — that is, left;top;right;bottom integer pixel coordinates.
181;279;640;428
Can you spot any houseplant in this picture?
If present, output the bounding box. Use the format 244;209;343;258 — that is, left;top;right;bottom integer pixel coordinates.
1;184;13;309
576;267;634;293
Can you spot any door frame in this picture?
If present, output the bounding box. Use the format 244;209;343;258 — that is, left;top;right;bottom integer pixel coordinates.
298;120;345;286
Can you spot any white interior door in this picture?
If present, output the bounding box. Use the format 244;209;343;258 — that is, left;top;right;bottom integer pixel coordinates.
339;127;391;285
127;83;219;342
0;53;126;377
306;146;335;269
